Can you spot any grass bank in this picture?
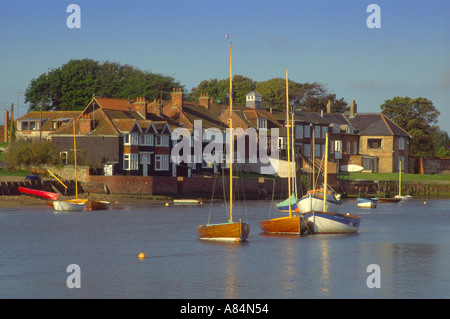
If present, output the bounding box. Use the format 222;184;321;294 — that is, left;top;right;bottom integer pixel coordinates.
338;172;450;182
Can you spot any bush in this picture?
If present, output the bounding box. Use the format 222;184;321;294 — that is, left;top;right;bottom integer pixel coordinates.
5;139;61;170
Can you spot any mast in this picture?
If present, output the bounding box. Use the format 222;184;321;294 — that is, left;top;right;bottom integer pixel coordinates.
312;124;315;190
73;119;78;199
323;133;329;212
398;159;402;196
229;38;233;222
286;70;292;218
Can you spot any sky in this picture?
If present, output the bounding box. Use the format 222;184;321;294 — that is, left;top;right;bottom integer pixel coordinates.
1;0;449;133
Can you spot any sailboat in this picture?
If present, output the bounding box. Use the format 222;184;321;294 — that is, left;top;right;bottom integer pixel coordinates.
303;133;361;234
197;36;250;242
296;127;342;214
50;120;87;212
259;70;309;235
395;159;413;200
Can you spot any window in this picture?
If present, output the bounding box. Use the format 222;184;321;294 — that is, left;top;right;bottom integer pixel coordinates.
295;125;303;139
399;137;405;150
353;141;358;155
304;144;310;156
368;139;382;149
156;135;169;147
322;127;327;138
155;155;169;171
278;137;287;150
140;153;151;164
140;134;154;146
258;118;267;130
315;144;320;157
330;140;334;154
124;133;138;145
123;153;138;170
347;141;351;154
314;126;320;139
304;125;310;138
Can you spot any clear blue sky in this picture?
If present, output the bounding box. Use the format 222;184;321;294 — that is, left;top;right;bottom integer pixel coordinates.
1;0;449;133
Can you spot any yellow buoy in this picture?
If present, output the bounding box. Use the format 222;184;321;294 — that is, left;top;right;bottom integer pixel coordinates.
424;201;426;204
165;202;169;207
138;252;146;259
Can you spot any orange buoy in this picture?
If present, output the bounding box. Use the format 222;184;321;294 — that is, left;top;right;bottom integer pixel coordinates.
138;252;146;259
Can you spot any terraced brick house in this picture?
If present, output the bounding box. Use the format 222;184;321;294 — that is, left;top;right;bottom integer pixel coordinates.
50;96;177;177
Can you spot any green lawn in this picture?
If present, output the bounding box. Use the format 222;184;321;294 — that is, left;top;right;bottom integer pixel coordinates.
338;172;450;182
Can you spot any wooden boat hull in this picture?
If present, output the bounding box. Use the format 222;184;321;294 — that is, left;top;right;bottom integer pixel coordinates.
259;215;310;235
305;211;360;234
19;187;59;200
197;222;250;242
52;199;87;211
86;200;111;210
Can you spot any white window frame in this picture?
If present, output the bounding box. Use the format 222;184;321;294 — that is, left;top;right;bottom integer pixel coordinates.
155;154;169;171
123;153;139;170
258;118;267;130
124;133;139;145
140;134;154;146
156;135;169;147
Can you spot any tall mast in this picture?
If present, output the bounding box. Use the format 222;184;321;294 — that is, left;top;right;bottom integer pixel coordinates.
229;38;233;222
323;133;329;212
73;119;78;199
286;70;292;218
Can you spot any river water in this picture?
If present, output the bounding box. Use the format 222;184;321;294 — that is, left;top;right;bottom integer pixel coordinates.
0;198;449;299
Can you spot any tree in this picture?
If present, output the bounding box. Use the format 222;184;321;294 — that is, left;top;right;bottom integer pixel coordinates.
24;59;182;111
188;75;256;105
380;97;442;156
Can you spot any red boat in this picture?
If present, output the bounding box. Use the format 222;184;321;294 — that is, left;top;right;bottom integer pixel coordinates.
18;187;59;200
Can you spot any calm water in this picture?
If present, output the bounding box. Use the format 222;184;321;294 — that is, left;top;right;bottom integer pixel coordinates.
0;198;449;299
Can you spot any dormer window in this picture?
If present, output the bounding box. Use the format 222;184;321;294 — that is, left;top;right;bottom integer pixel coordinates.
257;118;267;130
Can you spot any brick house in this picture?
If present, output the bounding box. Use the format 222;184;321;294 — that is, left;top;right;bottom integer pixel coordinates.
15;110;82;140
51;96;177;177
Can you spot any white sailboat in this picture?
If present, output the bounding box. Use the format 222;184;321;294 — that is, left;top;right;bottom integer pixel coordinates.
51;120;87;212
296;127;342;214
303;133;361;234
395;159;413;201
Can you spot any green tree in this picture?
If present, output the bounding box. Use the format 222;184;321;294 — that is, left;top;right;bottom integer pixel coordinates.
25;59;182;111
380;97;442;156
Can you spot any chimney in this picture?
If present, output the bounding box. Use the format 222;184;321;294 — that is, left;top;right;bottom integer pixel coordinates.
350;100;357;117
199;93;210;109
79;114;93;134
134;97;147;119
171;88;183;108
326;100;331;113
148;99;162;117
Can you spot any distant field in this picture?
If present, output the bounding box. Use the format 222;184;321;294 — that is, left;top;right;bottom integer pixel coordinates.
338;172;450;182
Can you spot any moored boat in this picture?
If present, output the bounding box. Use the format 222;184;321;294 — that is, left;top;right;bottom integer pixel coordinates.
259;215;310;235
304;211;361;234
276;193;297;212
197;36;249;242
52;199;87;211
305;133;361;234
197;221;250;242
357;197;378;208
297;189;342;213
86;200;111;210
19;187;59;200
